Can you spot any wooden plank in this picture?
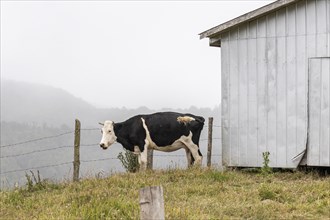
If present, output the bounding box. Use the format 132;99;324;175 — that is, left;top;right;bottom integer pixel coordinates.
266;12;278;167
306;0;316;35
320;59;330;166
306;0;318;166
276;8;288;167
316;0;328;56
296;0;306;36
247;20;258;166
328;0;330;57
306;0;317;56
229;28;239;166
295;0;308;158
139;186;165;220
286;4;298;167
256;16;268;166
308;59;321;165
238;24;249;166
221;32;230;166
316;0;327;34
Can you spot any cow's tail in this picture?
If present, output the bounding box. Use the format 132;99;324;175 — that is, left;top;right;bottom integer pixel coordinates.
194;116;205;125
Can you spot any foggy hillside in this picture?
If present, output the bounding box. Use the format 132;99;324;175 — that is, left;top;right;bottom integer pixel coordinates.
1;80;221;189
1;80;97;127
1;80;220;128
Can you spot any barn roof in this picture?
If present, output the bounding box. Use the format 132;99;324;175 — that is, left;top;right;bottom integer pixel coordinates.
199;0;300;47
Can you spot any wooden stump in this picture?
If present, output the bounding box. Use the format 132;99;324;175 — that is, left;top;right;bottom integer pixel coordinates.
139;186;165;220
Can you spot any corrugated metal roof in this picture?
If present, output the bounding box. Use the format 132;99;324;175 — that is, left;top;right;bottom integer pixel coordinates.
199;0;300;46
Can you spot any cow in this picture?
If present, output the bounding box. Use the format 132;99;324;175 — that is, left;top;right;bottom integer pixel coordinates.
99;112;205;171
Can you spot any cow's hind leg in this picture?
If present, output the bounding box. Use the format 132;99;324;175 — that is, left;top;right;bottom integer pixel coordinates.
182;132;202;166
185;148;194;167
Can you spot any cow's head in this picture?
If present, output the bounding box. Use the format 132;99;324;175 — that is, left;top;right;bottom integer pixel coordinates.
99;120;117;150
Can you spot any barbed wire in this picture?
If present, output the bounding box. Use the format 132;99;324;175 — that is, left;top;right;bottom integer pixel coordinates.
200;137;222;141
81;128;100;131
81;143;99;147
81;157;118;163
0;145;72;159
204;125;222;128
0;131;74;148
0;161;72;175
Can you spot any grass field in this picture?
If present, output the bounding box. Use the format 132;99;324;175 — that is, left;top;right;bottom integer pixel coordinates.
1;168;329;219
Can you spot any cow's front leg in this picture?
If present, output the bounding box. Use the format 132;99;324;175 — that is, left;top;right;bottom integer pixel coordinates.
139;143;148;171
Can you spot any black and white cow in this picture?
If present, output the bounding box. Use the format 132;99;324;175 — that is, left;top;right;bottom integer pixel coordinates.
99;112;205;171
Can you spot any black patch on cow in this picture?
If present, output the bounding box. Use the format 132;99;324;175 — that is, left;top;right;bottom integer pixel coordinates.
114;115;147;152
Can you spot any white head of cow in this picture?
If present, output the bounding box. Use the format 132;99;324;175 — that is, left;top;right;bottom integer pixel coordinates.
99;120;117;149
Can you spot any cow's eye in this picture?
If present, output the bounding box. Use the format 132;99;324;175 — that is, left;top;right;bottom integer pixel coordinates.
108;130;111;133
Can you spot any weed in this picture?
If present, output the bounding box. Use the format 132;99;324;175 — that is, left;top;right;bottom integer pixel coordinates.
25;170;46;192
117;149;139;173
261;151;272;175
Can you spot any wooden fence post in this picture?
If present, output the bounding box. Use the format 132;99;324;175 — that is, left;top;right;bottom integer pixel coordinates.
207;117;213;167
73;119;81;182
139;186;165;220
147;149;153;170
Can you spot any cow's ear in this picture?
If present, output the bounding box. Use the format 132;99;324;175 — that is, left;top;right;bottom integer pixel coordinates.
99;122;104;126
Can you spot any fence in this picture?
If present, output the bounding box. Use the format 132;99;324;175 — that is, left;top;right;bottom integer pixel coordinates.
0;117;222;186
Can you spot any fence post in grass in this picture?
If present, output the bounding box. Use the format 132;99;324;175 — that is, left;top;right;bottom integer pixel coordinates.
147;149;153;170
139;186;165;220
73;119;81;182
207;117;213;167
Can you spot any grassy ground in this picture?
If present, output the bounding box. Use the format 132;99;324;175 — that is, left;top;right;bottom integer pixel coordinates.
1;168;329;219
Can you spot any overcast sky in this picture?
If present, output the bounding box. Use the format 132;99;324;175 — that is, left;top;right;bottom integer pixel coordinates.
1;0;273;110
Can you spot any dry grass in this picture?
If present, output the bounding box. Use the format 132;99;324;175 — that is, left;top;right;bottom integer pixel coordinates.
1;168;329;219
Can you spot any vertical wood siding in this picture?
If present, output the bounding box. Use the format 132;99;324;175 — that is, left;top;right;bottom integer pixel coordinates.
221;0;330;168
308;58;330;166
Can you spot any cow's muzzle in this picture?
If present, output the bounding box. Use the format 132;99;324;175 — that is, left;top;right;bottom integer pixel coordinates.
100;143;107;150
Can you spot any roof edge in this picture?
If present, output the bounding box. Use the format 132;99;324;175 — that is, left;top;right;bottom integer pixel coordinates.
199;0;299;40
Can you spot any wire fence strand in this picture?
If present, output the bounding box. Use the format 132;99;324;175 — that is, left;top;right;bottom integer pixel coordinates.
1;161;73;175
0;131;74;148
0;145;72;159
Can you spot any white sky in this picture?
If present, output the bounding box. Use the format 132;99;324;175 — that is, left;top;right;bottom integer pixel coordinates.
1;0;273;109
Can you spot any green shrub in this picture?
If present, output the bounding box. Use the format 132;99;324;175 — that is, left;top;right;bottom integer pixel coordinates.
261;152;272;175
117;149;139;173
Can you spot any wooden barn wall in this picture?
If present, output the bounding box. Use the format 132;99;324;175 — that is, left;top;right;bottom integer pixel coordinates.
308;58;330;167
221;0;330;168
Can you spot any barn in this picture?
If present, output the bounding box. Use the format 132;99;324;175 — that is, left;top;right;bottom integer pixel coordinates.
200;0;330;168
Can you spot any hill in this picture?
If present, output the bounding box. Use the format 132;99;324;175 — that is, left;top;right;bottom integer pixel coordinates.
1;169;329;219
1;80;97;127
